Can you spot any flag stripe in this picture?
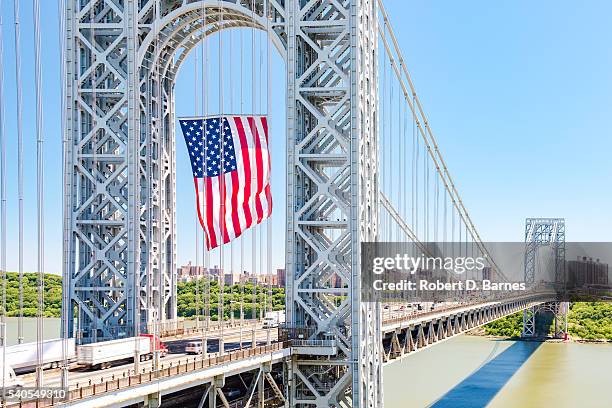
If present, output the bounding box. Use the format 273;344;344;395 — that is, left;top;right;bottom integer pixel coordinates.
250;117;264;222
205;177;218;249
234;117;254;228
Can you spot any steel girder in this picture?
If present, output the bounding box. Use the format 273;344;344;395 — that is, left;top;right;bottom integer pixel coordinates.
286;0;381;406
382;296;546;362
64;0;380;405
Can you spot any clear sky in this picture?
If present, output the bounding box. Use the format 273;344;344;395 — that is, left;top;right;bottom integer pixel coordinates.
0;1;610;275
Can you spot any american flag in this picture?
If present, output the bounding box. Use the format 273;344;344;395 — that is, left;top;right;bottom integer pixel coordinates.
179;115;272;250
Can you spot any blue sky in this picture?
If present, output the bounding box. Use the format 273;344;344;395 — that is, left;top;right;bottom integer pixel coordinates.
1;1;611;274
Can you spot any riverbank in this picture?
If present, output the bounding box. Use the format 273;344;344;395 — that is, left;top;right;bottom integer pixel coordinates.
481;303;612;341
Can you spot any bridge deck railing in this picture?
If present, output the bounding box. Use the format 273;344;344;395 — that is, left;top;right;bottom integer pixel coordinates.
7;342;289;408
381;292;548;327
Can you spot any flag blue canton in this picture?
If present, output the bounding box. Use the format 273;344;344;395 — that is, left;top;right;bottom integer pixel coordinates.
180;117;238;178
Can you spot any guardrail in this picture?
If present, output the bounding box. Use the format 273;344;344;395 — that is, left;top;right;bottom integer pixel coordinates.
291;339;336;348
156;320;260;339
6;342;289;408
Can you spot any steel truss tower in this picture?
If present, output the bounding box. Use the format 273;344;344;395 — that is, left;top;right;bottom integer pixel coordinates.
522;218;567;338
64;0;380;405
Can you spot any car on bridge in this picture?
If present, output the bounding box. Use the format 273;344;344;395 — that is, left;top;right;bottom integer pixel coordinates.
185;340;205;355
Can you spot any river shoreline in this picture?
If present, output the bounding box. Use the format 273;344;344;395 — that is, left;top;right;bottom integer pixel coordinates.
466;329;612;344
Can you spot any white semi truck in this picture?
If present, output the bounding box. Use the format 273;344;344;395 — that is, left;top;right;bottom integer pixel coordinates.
1;338;76;374
263;311;286;328
77;334;167;369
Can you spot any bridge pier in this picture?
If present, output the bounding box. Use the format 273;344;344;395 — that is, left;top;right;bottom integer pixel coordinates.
522;302;568;338
209;374;226;408
143;391;161;408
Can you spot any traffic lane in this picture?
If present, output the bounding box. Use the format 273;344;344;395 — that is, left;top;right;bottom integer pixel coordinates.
19;333;278;388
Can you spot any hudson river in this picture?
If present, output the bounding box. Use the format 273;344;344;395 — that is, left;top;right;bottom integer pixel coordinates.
384;335;612;407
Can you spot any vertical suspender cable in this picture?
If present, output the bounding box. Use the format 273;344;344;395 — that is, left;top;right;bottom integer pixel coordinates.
13;0;24;346
229;28;234;326
425;143;429;241
195;46;201;331
381;41;386;237
258;26;263;323
411;93;415;233
402;67;408;224
33;0;45;391
390;51;394;240
415;98;419;239
268;1;273;326
219;0;225;352
201;1;209;357
239;27;244;346
58;0;70;389
0;0;6;400
251;1;257;322
265;0;273;340
398;62;402;240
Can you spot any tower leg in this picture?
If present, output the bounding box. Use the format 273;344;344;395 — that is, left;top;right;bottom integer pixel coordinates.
522;306;536;337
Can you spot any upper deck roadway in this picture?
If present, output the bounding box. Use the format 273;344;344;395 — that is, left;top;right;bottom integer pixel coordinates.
9;292;553;408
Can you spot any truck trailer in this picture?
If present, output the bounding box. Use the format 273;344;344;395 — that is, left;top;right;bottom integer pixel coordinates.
76;334;167;369
1;338;76;374
263;311;286;328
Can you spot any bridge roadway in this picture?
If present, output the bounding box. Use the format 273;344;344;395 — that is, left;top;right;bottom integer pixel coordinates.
15;324;276;388
9;293;553;407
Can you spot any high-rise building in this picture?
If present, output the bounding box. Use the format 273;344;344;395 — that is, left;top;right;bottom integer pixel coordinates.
567;257;609;287
176;262;206;282
276;268;286;287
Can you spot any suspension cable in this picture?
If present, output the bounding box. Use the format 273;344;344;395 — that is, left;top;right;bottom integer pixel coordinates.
201;1;209;358
219;0;225;352
378;1;505;279
58;0;69;389
13;0;24;346
378;0;504;278
229;28;234;326
194;44;200;331
0;0;6;400
239;27;244;346
251;1;257;323
33;0;45;391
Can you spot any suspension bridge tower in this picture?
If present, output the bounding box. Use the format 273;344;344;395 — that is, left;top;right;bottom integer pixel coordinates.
522;218;568;338
63;0;381;406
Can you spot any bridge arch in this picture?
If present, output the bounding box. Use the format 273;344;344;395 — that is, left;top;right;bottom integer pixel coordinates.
135;1;288;335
